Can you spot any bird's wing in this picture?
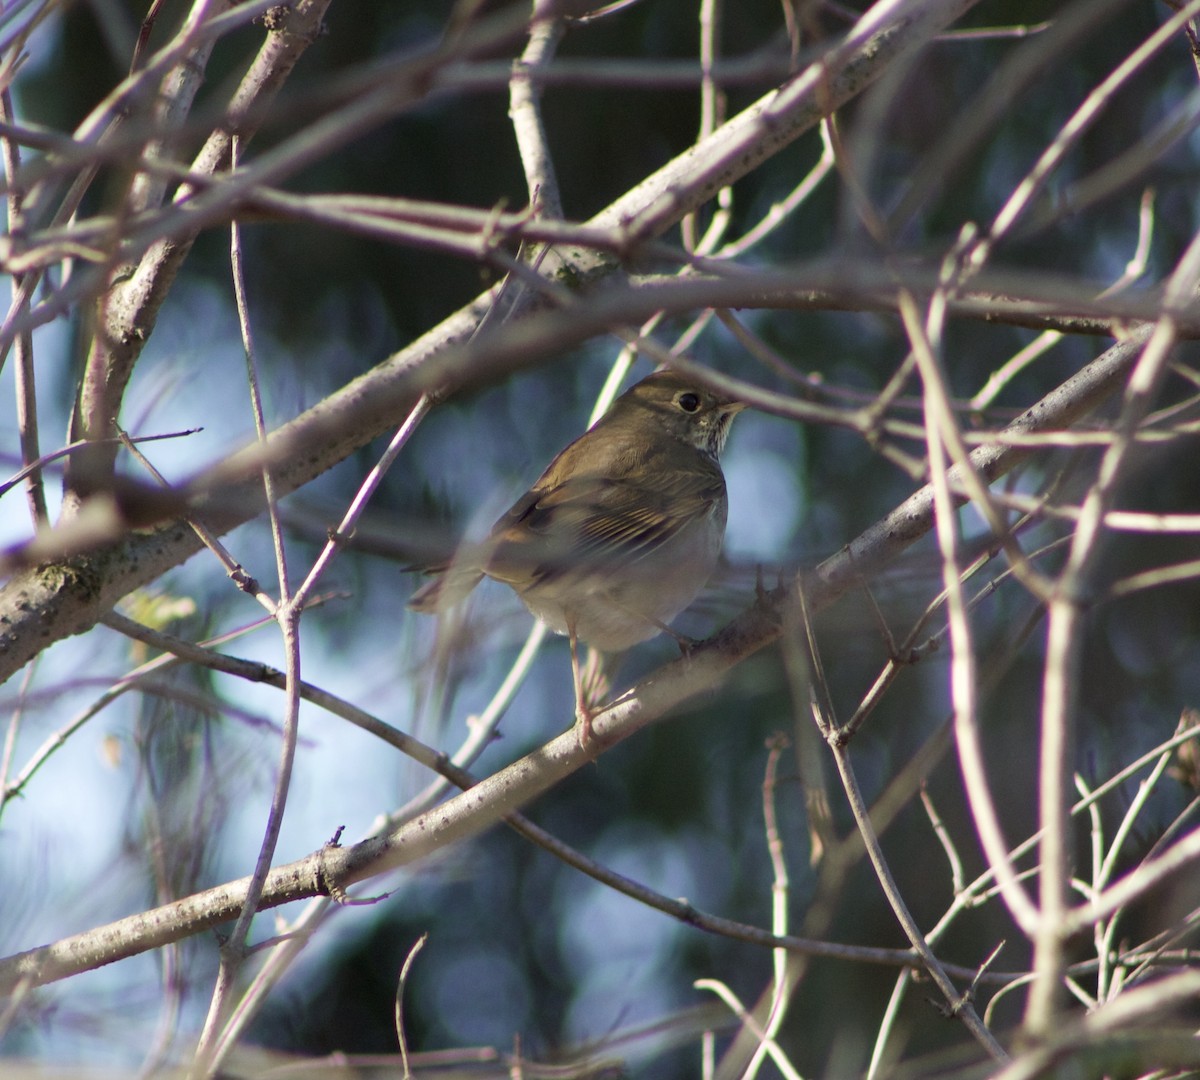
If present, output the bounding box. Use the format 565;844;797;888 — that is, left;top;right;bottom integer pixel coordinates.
486;464;724;585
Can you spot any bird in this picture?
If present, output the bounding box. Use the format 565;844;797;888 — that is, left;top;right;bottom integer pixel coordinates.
408;368;746;742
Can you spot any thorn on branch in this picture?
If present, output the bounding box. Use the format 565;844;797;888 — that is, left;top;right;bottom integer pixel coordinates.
928;988;973;1018
751;563;788;613
318;828;388;905
931;940;1006;1017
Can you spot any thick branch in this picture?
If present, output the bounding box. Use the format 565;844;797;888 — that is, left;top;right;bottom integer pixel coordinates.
65;0;332;500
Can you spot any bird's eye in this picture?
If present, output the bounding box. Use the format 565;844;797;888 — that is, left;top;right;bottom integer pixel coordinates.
678;392;701;413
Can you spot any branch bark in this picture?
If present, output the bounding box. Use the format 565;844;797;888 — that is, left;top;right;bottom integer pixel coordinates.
64;0;333;505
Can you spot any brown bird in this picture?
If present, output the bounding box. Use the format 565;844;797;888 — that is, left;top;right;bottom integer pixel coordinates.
409;369;746;741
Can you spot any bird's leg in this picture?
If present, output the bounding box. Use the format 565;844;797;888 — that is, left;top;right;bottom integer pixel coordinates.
569;621;596;747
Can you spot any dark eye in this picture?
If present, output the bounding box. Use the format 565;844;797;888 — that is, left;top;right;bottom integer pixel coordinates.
677;392;701;413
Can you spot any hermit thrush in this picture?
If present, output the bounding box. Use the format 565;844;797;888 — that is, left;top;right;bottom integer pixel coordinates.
409;369;746;739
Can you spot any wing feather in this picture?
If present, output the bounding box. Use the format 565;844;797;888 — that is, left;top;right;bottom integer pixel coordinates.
485;462;725;587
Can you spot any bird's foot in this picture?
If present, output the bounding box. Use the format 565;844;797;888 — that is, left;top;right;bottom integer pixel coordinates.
575;702;597;749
